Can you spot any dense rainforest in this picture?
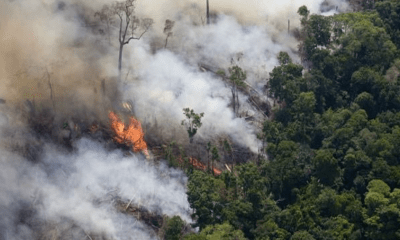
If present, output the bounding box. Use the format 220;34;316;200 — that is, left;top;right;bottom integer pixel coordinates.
161;0;400;239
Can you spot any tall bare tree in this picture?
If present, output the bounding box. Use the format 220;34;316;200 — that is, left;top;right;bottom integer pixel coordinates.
206;0;210;25
163;19;175;48
95;0;153;79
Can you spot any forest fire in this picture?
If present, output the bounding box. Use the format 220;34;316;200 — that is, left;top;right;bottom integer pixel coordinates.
109;111;149;157
178;156;222;176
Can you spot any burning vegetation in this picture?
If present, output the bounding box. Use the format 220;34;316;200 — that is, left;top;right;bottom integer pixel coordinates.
109;111;149;157
177;156;222;176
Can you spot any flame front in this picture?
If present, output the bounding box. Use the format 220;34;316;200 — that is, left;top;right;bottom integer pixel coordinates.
109;112;149;157
178;156;222;176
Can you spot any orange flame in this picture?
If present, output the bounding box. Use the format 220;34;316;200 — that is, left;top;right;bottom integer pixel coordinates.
177;156;221;176
109;112;149;157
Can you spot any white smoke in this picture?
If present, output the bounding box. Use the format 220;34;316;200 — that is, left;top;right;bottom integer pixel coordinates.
121;0;350;152
0;130;191;239
123;48;261;152
122;14;296;152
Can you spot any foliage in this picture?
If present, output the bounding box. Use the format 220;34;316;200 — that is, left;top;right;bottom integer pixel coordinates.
181;108;204;143
376;0;400;50
185;222;246;240
186;5;400;240
163;216;185;240
211;144;220;176
164;141;178;168
216;66;247;117
268;54;304;104
229;66;247;117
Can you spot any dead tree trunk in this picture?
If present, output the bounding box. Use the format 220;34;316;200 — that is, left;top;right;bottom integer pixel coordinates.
118;44;124;80
236;88;239;117
206;0;210;25
231;84;240;117
46;68;55;111
231;88;236;117
95;1;153;82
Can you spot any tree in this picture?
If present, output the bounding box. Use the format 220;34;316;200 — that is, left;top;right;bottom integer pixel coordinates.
262;141;311;204
292;92;316;142
217;66;246;117
211;145;220;176
363;180;400;239
253;219;290;240
304;69;336;112
187;171;225;229
376;0;400;50
290;231;315;240
164;19;175;48
206;0;210;25
268;53;303;105
297;5;310;64
163;216;185;240
223;139;234;170
181;108;204;143
312;149;340;186
297;9;332;66
332;12;396;73
354;92;376;118
185;234;206;240
200;222;246;240
185;222;246;240
350;67;384;100
367;179;390;197
297;5;310;19
95;0;153;79
278;52;292;65
315;215;355;239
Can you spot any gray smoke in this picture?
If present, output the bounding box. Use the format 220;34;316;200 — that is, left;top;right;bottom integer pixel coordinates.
121;0;348;151
0;121;191;239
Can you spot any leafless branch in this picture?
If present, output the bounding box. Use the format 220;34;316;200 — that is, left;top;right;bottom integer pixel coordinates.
46;67;56;111
117;14;123;43
125;195;135;210
164;20;175;48
95;0;152;79
84;231;93;240
123;28;149;44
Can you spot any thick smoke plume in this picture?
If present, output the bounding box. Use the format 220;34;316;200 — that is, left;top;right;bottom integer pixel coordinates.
0;0;119;126
0;133;190;239
0;106;191;239
0;0;348;149
122;0;348;151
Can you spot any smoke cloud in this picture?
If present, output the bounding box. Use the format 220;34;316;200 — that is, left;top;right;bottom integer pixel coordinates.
122;0;348;151
0;0;118;125
0;121;191;239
